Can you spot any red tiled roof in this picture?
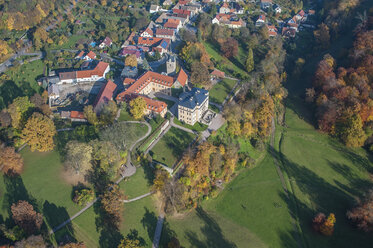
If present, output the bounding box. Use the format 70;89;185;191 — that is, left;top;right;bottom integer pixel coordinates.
298;10;305;16
211;69;225;78
123;78;135;85
70;111;85;119
125;71;174;94
76;61;109;78
261;0;272;2
176;68;188;86
164;19;181;29
85;51;96;59
173;9;191;16
142;27;153;36
76;51;84;58
141;96;167;113
101;37;112;46
137;37;163;46
178;0;191;5
93;80;117;109
155;28;175;36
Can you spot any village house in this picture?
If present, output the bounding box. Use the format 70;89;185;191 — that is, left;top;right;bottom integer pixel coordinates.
155;28;176;41
212;13;246;28
267;25;278;37
60;110;87;122
83;51;96;61
58;62;110;84
210;69;225;79
150;5;160;13
260;0;272;10
256;15;266;27
99;37;113;49
163;0;173;6
178;87;209;126
273;4;282;13
137;37;171;55
219;2;231;14
163;19;182;31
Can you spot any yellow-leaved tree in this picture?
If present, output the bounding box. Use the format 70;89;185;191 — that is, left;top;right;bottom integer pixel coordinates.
129;97;146;119
22;113;56;152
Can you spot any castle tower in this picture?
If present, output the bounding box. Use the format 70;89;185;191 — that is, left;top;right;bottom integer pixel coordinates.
166;55;176;75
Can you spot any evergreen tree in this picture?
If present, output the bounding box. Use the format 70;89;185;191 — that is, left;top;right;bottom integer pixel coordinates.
246;48;254;73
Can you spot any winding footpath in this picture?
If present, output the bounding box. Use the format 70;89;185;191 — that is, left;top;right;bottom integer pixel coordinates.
49;121;152;234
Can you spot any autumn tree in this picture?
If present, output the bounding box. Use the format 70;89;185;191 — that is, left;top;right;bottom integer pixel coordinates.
21;113;56;152
312;212;336;236
65;141;93;176
191;62;210;87
125;54;138;67
15;235;46;248
167;237;181;248
73;188;95;206
11;201;43;235
84;105;100;126
129;97;146;119
220;38;238;58
118;238;142;248
100;100;118;125
337;114;366;147
246;48;254;72
7;96;34;129
347;189;373;232
100;184;125;225
0;144;24;175
30;93;51;116
91;141;121;179
0;40;11;57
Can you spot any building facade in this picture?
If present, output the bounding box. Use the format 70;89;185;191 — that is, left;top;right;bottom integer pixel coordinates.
178;88;209;125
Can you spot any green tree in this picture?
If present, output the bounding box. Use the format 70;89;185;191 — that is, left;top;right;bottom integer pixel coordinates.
84;105;100;126
73;188;95;206
129;97;146;119
22;113;56;152
8;96;34;129
246;48;254;72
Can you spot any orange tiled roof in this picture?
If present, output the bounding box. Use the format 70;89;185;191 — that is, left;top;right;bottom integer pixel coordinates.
176;68;188;86
137;37;163;46
76;61;109;78
86;51;96;59
70;111;85;119
125;71;175;94
141;95;167;113
123;78;136;85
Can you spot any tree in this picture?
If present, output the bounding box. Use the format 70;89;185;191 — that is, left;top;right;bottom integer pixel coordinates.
118;238;142;248
7;96;34;129
312;212;336;236
246;48;254;72
0;144;24;175
314;23;330;50
190;62;210;86
21;113;56;152
91;141;121;179
100;184;125;225
220;38;238;58
167;237;181;248
65;141;93;176
11;201;43;235
73;188;95;206
15;235;46;248
100;100;118;125
337;114;366;147
347;189;373;232
125;54;138;67
0;40;10;57
84;105;100;126
129;97;146;119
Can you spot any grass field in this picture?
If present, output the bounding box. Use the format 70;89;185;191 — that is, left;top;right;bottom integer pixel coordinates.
150;127;196;167
203;41;248;78
209;78;237;104
0;60;44;109
118;109;136;121
277;100;373;248
173;118;208;132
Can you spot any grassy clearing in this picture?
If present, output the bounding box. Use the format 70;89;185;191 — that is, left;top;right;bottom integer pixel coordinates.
278;102;373;248
48;34;87;50
204;154;297;248
120;166;153;199
118;109;136;121
203;41;248;77
209;78;237;104
161;207;267;248
173;118;208;132
150;127;196;167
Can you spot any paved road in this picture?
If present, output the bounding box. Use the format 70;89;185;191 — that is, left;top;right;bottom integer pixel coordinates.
170;118;195;134
123;192;154;203
152;213;165;248
49;121;152;234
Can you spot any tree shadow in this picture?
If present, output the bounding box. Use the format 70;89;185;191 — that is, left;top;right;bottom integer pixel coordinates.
143;163;155;186
275;150;373;248
140;207;158;242
159;219;177;247
184;207;237;248
42;201;76;245
126;229;146;247
0;81;23;110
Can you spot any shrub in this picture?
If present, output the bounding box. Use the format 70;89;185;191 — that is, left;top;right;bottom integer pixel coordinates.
73;188;95;206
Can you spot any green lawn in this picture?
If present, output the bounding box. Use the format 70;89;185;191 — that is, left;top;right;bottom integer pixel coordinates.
203;154;297;248
161;207;267;248
118;109;136;121
203;41;248;78
1;60;44;109
209;78;237;104
150;127;196;167
48;34;86;50
277;101;373;248
55;167;158;248
173;118;208;132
